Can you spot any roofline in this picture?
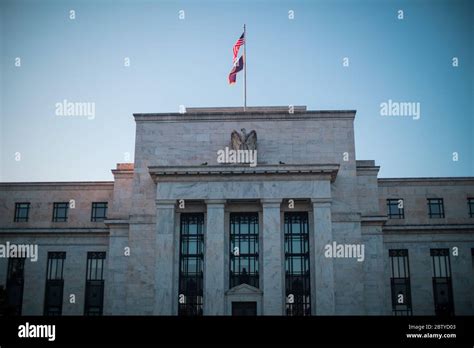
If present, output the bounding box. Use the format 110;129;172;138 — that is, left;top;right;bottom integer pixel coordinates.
0;181;114;189
378;177;474;183
133;109;356;122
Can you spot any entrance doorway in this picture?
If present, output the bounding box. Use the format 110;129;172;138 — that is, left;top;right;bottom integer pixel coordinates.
231;301;257;316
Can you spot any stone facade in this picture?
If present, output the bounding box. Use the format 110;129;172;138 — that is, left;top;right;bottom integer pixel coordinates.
0;106;473;316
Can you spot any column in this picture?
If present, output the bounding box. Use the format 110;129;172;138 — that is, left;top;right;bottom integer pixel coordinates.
262;199;284;315
204;200;226;315
104;226;129;315
312;198;335;315
154;200;176;315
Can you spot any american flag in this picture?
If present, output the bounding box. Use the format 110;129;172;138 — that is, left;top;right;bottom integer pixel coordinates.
232;32;245;63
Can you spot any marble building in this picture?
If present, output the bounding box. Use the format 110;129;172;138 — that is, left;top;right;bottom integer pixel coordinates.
0;106;473;316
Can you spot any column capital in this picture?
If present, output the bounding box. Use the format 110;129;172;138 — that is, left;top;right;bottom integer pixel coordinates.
311;198;332;206
261;198;282;207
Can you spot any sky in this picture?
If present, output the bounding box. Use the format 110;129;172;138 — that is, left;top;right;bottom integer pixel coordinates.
0;0;473;182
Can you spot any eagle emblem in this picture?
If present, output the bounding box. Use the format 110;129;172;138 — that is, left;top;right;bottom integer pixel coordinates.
230;128;257;151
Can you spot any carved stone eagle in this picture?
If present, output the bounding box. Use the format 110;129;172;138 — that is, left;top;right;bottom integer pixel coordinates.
230;128;257;151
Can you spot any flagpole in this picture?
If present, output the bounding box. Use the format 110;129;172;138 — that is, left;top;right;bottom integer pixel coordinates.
243;24;247;111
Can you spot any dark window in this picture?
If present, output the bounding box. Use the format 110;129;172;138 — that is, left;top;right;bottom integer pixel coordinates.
178;213;204;316
428;199;445;218
431;249;454;316
231;301;257;316
91;202;108;222
284;212;311;316
52;202;68;222
472;249;474;273
468;198;474;218
230;212;259;289
14;203;30;222
44;252;66;316
387;199;405;219
5;258;25;315
389;249;412;316
84;252;106;316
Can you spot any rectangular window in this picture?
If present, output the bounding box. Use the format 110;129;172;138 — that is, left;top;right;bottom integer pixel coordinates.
14;203;30;222
468;198;474;218
284;212;311;316
44;252;66;316
387;199;404;219
230;212;259;289
431;249;454;316
472;249;474;274
6;258;25;315
52;202;69;222
91;202;108;222
178;213;204;316
428;198;445;218
389;249;412;315
84;252;106;316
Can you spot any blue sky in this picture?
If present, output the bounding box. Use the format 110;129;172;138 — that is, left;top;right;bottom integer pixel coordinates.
1;0;473;181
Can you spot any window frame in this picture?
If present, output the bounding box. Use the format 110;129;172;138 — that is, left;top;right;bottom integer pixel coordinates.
389;249;412;316
84;251;106;316
91;202;108;222
52;202;69;222
387;199;405;219
6;257;26;315
284;212;311;316
430;248;454;316
44;251;66;316
178;213;204;316
14;202;30;222
427;198;445;219
468;198;474;218
229;212;260;289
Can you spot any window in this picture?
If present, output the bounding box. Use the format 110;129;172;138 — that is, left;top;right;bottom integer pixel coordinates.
6;258;25;315
230;212;259;289
44;252;66;316
84;252;106;316
428;199;444;218
284;212;311;316
471;248;474;277
430;249;454;316
52;202;69;222
91;202;108;222
178;213;204;316
389;249;412;315
387;199;404;219
468;198;474;218
14;203;30;222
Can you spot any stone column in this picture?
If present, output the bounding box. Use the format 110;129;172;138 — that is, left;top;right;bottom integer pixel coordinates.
262;199;284;315
312;198;335;315
204;200;226;315
104;226;129;315
154;200;176;315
